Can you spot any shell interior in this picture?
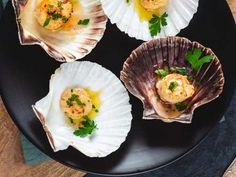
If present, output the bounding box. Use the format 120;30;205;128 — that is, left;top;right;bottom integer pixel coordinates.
100;0;199;41
33;61;132;157
12;0;107;62
120;36;224;123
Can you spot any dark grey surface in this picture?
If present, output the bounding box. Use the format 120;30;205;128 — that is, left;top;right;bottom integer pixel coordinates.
85;90;236;176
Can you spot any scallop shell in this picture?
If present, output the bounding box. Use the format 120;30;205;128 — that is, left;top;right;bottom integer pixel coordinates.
12;0;107;62
120;36;224;123
100;0;199;41
32;61;132;157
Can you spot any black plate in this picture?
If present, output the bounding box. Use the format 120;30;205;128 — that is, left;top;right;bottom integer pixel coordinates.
0;0;236;176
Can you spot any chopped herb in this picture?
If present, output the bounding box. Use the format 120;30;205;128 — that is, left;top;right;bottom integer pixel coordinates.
126;0;130;3
175;102;187;111
62;16;69;23
195;80;201;86
52;13;62;20
170;67;187;75
71;89;73;92
77;19;90;25
68;117;74;124
73;116;97;137
57;1;62;7
168;81;179;91
149;12;168;37
187;75;194;81
95;109;99;113
75;98;86;106
66;100;73;107
43;17;51;27
66;94;85;107
48;4;54;8
185;48;214;71
92;104;96;109
170;67;175;73
155;69;167;78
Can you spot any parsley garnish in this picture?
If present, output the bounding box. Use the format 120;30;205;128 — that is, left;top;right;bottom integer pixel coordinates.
73;116;97;137
66;94;85;107
43;17;51;27
62;16;69;23
185;48;214;71
68;117;74;124
52;13;62;20
168;81;179;91
126;0;130;3
187;75;194;82
77;19;90;25
149;13;168;37
175;102;187;111
170;67;187;75
57;1;62;7
95;109;99;113
155;69;167;78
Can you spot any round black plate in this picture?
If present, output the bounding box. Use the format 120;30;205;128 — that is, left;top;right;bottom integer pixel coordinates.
0;0;236;176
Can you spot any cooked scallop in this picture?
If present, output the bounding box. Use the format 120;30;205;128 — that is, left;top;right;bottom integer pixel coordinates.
141;0;168;12
36;0;73;30
156;73;195;104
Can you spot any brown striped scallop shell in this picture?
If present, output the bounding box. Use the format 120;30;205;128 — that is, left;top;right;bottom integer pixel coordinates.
12;0;107;62
120;36;224;123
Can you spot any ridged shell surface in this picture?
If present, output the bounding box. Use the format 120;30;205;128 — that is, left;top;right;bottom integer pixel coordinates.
12;0;107;62
120;36;224;123
101;0;199;41
33;61;132;157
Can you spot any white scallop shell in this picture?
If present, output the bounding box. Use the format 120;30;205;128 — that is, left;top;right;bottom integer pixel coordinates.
32;61;132;157
12;0;107;62
100;0;199;41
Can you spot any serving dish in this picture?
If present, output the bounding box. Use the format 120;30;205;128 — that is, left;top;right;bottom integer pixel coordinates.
0;0;236;175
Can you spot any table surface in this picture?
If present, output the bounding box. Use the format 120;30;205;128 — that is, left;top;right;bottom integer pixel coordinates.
0;1;235;177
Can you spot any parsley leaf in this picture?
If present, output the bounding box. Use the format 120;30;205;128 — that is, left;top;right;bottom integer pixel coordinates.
185;48;214;71
168;81;179;91
66;94;85;107
62;16;69;23
78;19;90;25
73;116;97;137
68;117;74;124
43;17;51;27
149;13;168;37
170;67;187;75
175;102;187;111
155;69;167;78
187;75;194;81
52;13;62;20
57;1;62;7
